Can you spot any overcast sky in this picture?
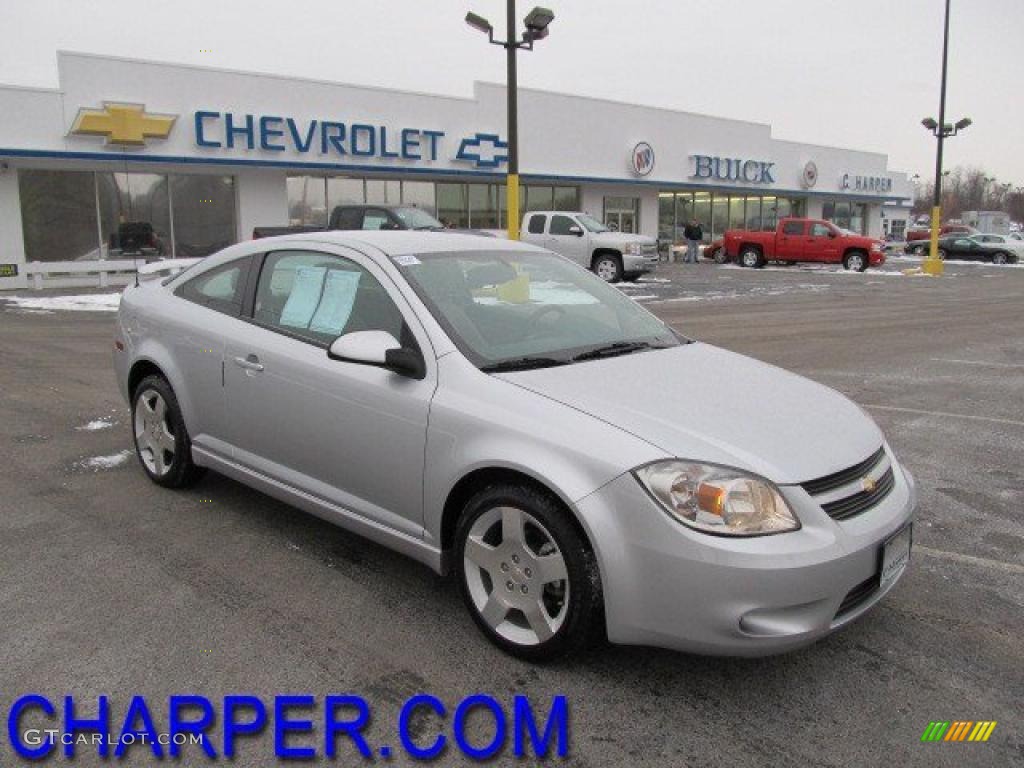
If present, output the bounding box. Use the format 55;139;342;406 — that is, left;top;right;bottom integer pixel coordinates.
2;0;1022;187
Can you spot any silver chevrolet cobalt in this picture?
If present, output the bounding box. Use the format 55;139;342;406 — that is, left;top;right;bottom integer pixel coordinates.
115;232;915;660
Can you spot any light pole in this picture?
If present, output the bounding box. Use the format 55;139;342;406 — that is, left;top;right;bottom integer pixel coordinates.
466;3;554;240
920;0;970;276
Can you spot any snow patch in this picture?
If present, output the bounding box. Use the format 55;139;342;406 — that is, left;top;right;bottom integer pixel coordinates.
76;418;116;432
78;450;133;471
1;293;122;312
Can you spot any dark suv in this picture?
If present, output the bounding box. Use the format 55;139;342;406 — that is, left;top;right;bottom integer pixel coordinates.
253;205;492;239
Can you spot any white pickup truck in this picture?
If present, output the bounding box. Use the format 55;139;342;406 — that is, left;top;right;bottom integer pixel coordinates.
520;211;659;282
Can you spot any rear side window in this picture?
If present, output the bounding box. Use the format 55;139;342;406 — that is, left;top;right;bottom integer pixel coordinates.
549;215;577;235
175;257;251;316
527;214;547;234
782;221;804;236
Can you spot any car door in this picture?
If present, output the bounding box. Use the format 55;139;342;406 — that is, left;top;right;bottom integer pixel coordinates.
805;222;838;263
223;246;435;536
778;220;806;260
949;238;980;260
546;214;589;266
170;255;256;457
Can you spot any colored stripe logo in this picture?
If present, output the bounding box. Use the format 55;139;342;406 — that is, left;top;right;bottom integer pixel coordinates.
921;721;997;742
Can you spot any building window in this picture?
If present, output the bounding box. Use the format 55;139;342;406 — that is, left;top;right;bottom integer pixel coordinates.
287;176;328;227
18;169;236;262
821;199;865;234
18;170;100;262
890;219;906;239
171;175;237;257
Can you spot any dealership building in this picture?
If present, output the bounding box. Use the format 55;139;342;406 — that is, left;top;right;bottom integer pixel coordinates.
0;52;912;290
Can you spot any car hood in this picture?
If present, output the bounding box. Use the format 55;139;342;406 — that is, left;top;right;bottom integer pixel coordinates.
593;232;657;247
496;343;884;485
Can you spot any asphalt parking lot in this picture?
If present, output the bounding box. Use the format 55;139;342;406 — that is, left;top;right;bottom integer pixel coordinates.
1;259;1022;767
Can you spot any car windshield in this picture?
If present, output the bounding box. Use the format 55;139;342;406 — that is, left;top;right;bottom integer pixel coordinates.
392;207;445;230
395;250;681;369
577;214;610;233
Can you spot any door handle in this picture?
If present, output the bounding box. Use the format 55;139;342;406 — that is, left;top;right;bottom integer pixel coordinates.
233;355;264;372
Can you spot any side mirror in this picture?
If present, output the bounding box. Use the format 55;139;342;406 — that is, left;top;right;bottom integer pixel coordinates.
568;225;584;236
827;230;837;238
328;330;425;379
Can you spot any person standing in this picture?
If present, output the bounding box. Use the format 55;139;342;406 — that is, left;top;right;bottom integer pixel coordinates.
683;219;703;263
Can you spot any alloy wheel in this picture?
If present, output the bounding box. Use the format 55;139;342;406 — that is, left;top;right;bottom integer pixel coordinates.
134;389;176;477
596;259;617;281
462;506;570;646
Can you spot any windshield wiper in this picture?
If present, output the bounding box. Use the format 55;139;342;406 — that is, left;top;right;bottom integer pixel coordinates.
481;356;569;373
571;341;664;362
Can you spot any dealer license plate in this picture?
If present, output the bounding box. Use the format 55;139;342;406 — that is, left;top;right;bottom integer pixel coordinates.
880;523;912;592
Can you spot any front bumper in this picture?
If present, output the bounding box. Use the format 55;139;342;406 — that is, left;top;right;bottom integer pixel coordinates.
574;451;916;656
623;251;660;273
869;251;886;266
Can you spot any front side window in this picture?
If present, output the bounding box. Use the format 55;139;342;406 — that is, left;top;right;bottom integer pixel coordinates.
253;250;405;346
810;223;832;237
549;215;578;236
395;250;680;369
176;257;251;316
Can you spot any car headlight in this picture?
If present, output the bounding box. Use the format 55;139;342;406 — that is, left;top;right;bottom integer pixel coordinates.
634;461;800;536
623;243;642;255
871;242;883;251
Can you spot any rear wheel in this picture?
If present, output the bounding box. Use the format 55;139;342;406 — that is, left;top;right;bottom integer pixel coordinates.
455;484;604;661
132;375;205;488
843;251;868;271
739;247;763;269
593;254;623;283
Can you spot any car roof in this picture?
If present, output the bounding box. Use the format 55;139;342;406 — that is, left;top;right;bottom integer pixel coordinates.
249;230;546;257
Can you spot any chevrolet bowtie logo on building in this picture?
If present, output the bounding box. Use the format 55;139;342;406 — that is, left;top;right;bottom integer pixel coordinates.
921;721;997;743
70;103;177;146
456;133;508;169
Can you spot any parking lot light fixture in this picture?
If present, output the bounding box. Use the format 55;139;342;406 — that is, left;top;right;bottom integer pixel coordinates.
465;2;554;240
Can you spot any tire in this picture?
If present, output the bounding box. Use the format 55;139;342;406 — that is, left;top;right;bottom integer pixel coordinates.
131;374;205;489
455;483;604;662
937;249;947;261
713;248;729;265
843;251;868;272
991;251;1009;265
593;254;623;283
621;272;641;282
739;247;763;269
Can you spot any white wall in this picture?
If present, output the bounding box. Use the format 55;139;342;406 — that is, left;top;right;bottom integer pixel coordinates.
0;169;28;289
236;168;288;240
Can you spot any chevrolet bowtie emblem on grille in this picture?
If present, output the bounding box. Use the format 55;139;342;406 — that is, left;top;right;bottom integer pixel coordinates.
70;103;176;146
861;476;877;493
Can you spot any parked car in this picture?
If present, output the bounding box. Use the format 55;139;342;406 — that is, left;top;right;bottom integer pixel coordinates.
115;231;915;661
520;211;659;282
253;205;493;239
724;218;885;271
969;234;1024;263
934;235;1020;264
905;224;976;254
704;238;727;263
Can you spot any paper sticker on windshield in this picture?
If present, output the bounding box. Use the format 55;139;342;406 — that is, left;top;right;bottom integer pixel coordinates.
393;254;421;266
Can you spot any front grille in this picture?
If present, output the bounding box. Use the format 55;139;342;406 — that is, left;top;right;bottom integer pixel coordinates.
835;574;880;618
821;467;895;521
801;447;886;495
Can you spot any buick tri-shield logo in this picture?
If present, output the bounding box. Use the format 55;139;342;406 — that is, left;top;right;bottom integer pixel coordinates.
631;142;654;176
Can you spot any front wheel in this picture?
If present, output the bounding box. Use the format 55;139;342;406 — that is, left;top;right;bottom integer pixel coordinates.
843;251;868;271
593;254;623;283
132;374;205;488
455;484;604;661
991;251;1009;265
713;248;729;264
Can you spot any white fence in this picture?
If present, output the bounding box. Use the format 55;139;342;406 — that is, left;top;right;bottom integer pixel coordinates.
23;260;140;290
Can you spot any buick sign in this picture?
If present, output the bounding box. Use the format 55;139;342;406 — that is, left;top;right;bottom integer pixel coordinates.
631;142;655;176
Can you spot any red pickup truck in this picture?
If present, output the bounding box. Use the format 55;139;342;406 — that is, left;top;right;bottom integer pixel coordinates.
724;218;885;271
